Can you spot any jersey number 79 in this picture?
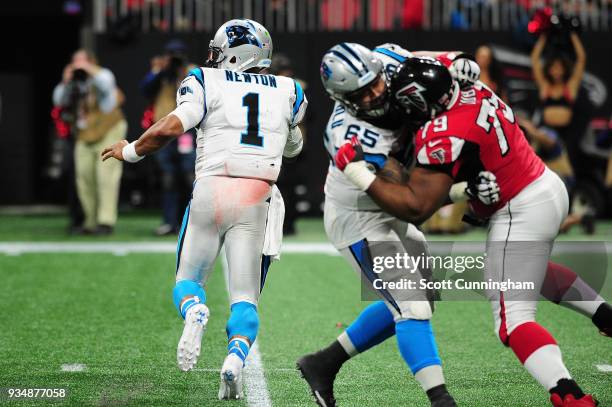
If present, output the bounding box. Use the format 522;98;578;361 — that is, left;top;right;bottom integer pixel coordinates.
475;87;514;157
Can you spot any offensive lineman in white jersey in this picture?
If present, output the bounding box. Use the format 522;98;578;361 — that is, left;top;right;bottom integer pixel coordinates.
297;43;492;407
102;19;307;400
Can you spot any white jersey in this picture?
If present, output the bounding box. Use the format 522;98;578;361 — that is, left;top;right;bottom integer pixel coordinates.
324;44;413;211
174;67;307;182
323;44;413;248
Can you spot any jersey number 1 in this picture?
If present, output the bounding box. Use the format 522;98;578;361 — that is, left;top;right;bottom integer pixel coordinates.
241;93;263;147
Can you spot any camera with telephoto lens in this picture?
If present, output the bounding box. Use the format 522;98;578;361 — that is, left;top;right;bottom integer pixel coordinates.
60;68;91;125
72;68;89;83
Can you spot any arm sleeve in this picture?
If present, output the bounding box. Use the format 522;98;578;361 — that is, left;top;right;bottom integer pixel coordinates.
291;79;308;127
92;68;118;113
283;126;303;158
170;73;206;131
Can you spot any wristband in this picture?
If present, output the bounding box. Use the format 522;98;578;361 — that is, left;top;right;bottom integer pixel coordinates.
344;161;376;191
122;141;144;163
449;182;469;202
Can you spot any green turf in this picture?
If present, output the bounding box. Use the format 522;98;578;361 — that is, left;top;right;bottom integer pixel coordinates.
0;213;610;406
1;249;610;406
1;213;612;242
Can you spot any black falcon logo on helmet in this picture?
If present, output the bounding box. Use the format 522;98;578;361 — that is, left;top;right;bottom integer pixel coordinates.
395;82;428;113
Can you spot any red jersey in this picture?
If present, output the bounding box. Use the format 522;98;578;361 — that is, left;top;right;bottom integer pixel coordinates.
414;83;545;218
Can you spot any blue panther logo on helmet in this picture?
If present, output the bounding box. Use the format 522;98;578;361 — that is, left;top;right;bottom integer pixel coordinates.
226;25;261;49
320;62;332;81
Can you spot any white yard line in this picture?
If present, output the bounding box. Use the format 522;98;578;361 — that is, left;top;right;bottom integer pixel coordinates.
60;363;86;372
1;241;610;255
221;250;272;407
0;242;338;256
595;364;612;372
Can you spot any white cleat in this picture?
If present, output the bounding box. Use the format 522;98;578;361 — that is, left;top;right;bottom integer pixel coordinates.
177;303;209;372
218;353;244;400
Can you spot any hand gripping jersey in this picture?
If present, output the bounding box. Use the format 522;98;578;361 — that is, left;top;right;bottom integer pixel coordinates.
415;82;545;218
324;44;413;211
175;67;307;182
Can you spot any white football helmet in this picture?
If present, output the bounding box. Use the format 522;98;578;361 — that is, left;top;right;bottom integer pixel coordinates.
320;43;388;119
205;19;273;72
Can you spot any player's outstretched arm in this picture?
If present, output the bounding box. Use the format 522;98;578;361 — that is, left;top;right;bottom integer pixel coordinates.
335;137;453;224
366;168;453;224
101;114;184;162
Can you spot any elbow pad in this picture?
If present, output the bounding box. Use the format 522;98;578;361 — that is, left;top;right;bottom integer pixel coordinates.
283;126;303;158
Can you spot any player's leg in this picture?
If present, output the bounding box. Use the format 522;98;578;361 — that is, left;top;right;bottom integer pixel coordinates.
542;261;612;337
174;178;223;371
74;140;97;230
349;237;454;406
487;169;596;406
305;219;429;369
219;177;271;400
297;300;396;406
300;229;454;407
94;120;125;230
155;142;180;234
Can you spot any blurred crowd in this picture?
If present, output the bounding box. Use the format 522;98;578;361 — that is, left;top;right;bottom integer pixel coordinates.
106;0;612;32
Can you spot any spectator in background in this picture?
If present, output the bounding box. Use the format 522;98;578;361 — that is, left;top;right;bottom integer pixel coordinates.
475;44;505;97
531;31;585;135
141;40;196;236
531;30;594;233
53;49;126;235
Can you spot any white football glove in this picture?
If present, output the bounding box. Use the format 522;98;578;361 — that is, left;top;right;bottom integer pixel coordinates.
449;57;481;90
466;171;500;205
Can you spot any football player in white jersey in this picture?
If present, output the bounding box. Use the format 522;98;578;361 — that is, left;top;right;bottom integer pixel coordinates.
102;19;307;400
296;43;492;407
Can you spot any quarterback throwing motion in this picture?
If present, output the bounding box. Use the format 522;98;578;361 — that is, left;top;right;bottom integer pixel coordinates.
102;19;307;400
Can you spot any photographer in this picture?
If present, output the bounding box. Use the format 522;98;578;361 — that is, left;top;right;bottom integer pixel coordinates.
53;49;126;235
141;40;196;236
531;15;594;233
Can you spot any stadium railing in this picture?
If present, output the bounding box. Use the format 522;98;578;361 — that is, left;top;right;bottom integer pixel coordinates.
93;0;611;33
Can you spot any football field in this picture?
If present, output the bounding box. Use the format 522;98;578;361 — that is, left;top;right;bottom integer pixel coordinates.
0;214;610;406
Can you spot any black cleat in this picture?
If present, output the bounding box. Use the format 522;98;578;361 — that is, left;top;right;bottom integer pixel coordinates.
592;303;612;337
427;384;457;407
296;352;338;407
431;394;457;407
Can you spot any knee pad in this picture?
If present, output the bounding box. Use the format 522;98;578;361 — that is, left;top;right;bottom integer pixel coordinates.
226;301;259;344
173;279;206;318
396;301;433;321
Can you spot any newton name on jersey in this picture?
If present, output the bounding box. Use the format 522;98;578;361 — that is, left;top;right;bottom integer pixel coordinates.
174;67;307;183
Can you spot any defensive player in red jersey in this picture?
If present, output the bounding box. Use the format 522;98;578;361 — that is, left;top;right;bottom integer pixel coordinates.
334;57;598;407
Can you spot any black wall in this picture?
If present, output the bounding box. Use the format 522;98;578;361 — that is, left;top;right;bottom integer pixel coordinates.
0;10;81;204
